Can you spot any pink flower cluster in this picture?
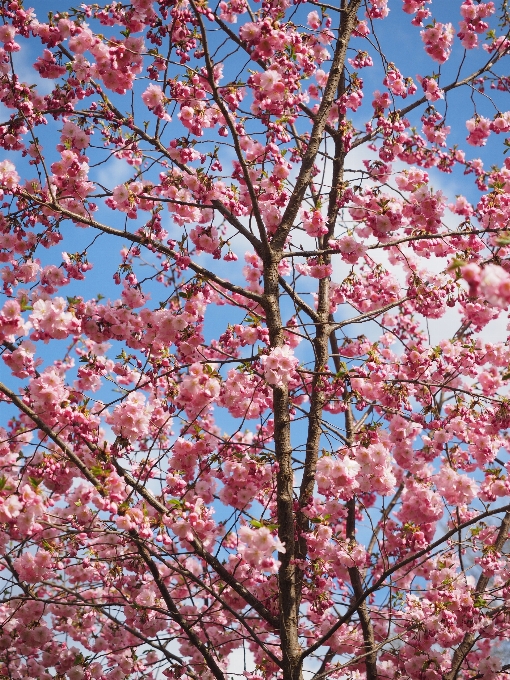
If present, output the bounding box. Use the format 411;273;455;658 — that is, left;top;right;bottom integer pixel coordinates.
0;299;30;342
417;75;444;102
465;112;510;146
462;263;510;309
355;442;396;495
0;23;19;52
302;209;328;237
459;0;495;49
34;49;66;78
261;345;298;387
50;148;93;204
13;550;54;583
434;466;477;505
316;453;360;499
67;31;145;95
142;84;171;121
177;363;221;416
219;457;271;509
296;258;333;279
350;171;445;238
219;369;271;419
397;479;443;524
108;181;155;217
29;368;69;415
466;116;491;146
366;0;389;20
238;525;285;573
330;236;367;264
0;159;19;199
189;225;221;255
3;340;39;378
422;111;450;146
389;414;423;471
108;392;153;443
421;22;454;63
383;65;417;98
348;50;373;69
60;121;90;150
30;297;81;342
402;0;431;25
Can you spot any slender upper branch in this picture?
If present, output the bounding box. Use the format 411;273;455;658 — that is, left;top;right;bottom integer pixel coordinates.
132;535;227;680
271;0;362;252
17;192;264;304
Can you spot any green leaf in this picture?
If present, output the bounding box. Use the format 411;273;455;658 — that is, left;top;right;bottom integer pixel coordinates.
473;595;487;608
117;501;130;515
90;465;109;479
19;299;33;312
310;514;331;524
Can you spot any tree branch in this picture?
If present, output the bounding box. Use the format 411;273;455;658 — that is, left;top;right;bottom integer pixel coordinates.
445;510;510;680
302;503;510;661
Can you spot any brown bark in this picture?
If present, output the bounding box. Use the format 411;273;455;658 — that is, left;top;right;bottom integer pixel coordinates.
262;5;364;677
262;253;303;680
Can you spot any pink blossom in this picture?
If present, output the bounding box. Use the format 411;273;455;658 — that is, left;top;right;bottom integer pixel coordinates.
177;363;221;415
0;299;30;341
0;493;22;522
13;550;53;583
307;11;321;30
478;264;510;308
0;159;20;197
68;27;95;54
261;345;298;387
238;525;285;572
466;116;491;146
302;209;327;237
434;467;477;505
421;22;454;63
34;49;66;78
316;453;360;499
239;22;261;43
108;392;152;442
141;84;171;120
2;340;39;378
29;368;69;413
449;195;473;216
398;481;443;524
0;25;16;43
366;0;389;19
333;236;367;263
417;75;444;101
30;297;81;341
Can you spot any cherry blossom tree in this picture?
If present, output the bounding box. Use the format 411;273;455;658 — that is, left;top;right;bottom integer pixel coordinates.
2;0;510;678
